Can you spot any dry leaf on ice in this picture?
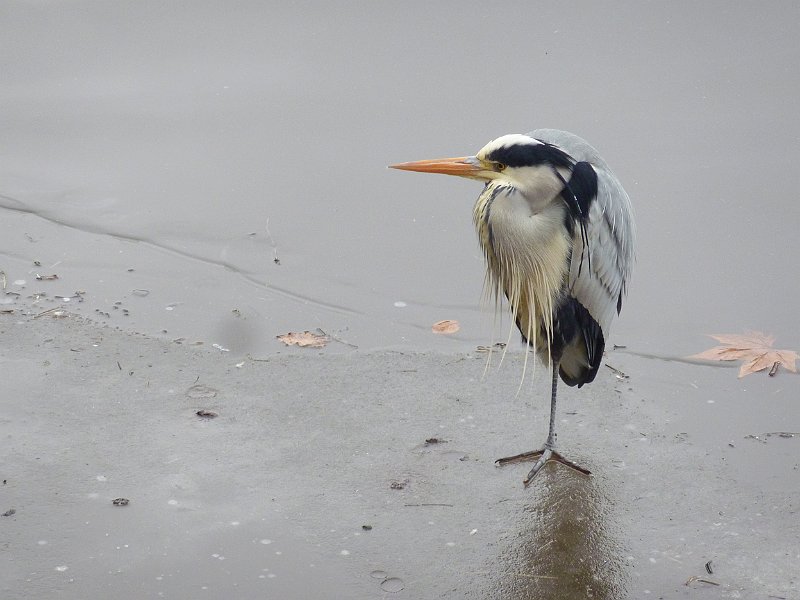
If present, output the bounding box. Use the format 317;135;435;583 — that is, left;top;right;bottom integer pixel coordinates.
432;320;460;335
276;330;329;348
690;331;798;378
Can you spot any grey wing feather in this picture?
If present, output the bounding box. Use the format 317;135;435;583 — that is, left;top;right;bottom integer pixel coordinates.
528;129;635;337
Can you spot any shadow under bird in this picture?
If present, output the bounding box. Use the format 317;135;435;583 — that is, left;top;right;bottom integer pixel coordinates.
390;129;634;485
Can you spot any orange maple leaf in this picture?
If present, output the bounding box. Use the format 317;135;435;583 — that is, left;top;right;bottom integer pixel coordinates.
690;331;798;378
432;319;460;335
276;331;329;348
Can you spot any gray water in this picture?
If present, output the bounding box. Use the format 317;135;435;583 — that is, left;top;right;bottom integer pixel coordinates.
3;1;798;355
2;2;799;599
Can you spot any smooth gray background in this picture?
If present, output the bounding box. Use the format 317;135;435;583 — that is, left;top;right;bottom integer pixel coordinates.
2;2;799;599
2;1;798;355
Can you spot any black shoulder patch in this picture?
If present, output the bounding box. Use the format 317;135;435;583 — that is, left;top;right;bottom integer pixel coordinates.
486;142;574;169
557;161;598;277
566;162;598;219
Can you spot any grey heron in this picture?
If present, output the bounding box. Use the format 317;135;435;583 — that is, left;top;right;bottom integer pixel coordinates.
390;129;635;485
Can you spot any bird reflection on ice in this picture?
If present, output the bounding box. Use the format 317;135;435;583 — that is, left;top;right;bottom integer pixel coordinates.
487;471;627;599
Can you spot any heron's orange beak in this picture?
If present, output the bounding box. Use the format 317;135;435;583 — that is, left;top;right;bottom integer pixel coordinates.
389;156;484;179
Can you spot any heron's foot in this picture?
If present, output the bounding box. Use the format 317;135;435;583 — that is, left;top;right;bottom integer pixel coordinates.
495;448;591;486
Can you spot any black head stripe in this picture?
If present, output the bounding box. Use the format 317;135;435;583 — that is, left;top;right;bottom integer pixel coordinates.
486;141;574;169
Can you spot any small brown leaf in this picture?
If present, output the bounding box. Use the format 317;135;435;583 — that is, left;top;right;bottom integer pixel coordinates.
690;331;798;378
276;330;329;348
432;320;460;335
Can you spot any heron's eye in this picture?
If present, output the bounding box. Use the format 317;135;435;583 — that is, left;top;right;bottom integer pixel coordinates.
495;162;507;172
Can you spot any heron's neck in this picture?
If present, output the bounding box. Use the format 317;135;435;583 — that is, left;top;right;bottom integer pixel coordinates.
473;183;571;352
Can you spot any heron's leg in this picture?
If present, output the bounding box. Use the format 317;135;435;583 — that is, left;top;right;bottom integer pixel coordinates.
495;362;591;485
544;360;560;448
